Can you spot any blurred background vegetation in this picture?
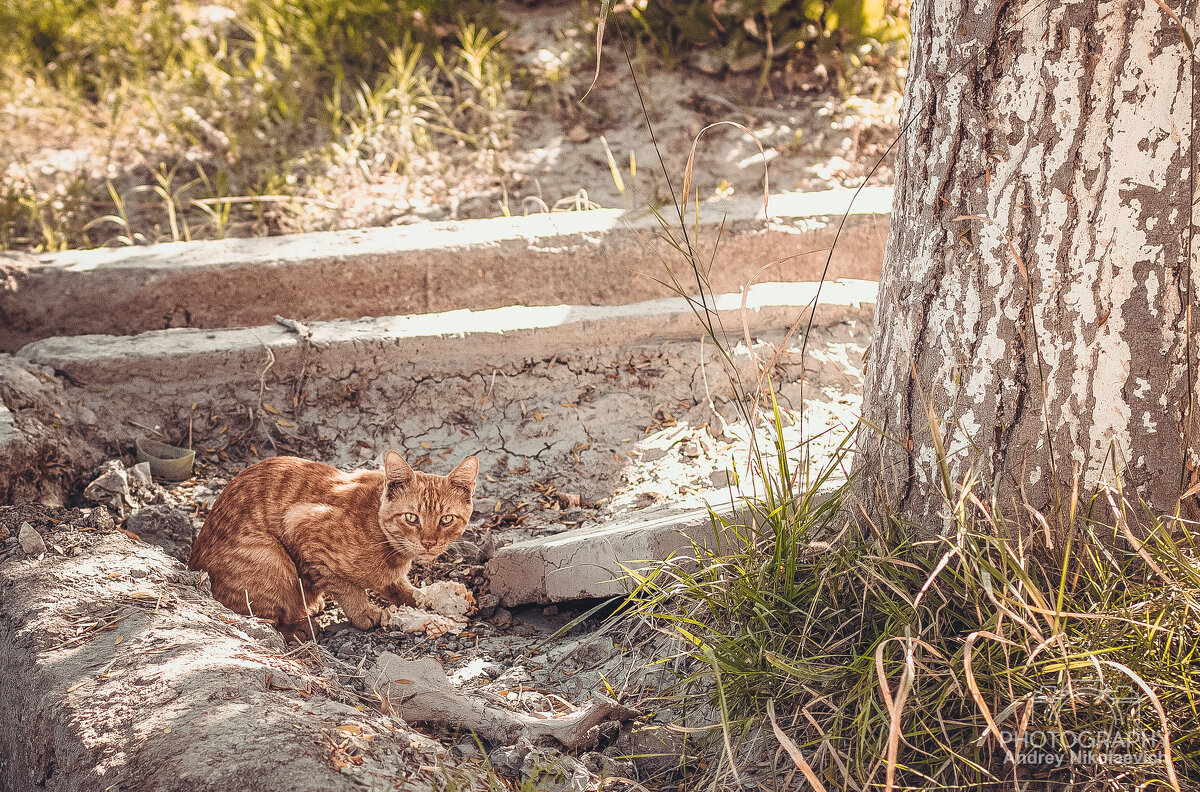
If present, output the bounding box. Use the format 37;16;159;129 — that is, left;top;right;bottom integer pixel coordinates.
0;0;908;252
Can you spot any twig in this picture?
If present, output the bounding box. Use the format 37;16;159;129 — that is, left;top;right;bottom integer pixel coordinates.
297;576;318;644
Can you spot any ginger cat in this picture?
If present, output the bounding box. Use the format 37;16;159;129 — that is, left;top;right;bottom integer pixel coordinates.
187;451;477;641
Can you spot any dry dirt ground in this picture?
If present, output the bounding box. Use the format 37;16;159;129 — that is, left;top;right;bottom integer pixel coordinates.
0;309;869;790
0;3;889;784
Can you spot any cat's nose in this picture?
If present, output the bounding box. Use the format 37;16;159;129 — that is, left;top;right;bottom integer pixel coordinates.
420;537;438;550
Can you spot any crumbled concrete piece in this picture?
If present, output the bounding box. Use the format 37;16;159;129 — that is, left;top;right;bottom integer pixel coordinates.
125;505;194;561
383;581;475;636
0;361;45;409
18;522;46;555
382;606;464;637
83;462;133;517
475;593;500;617
88;506;115;532
486;505;737;605
127;461;153;490
415;580;474;619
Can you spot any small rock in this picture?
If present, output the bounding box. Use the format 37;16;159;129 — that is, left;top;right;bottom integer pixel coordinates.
691;50;726;76
448;539;485;565
18;522;46;555
84;462;132;517
88;506;116;532
488;740;531;776
581;750;635;779
608;724;687;777
476;593;501;618
565;123;590;143
680;440;700;459
75;404;98;426
0;364;46;409
542;604;559;617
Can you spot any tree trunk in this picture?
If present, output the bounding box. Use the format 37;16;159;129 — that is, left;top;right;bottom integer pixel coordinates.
855;0;1198;528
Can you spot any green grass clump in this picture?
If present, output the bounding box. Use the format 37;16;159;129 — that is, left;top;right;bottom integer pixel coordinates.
0;0;510;251
625;417;1200;788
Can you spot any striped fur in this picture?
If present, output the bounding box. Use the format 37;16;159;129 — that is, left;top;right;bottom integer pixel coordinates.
187;451;477;641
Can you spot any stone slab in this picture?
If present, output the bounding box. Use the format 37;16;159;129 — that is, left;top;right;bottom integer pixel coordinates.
0;187;890;349
17;279;878;388
486;505;739;606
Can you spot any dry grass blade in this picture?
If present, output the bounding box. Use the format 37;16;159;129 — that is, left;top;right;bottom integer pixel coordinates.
679;121;769;220
1098;660;1181;792
963;631;1017;765
1103;486;1175;586
767;699;828;792
582;0;613;101
875;637;916;792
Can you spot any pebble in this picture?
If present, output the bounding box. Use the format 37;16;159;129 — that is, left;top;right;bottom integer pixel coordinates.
18;522;46;555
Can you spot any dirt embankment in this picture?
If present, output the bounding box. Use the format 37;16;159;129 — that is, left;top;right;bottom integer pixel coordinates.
0;507;452;792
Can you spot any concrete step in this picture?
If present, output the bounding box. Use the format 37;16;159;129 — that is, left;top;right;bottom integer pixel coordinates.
0;187;890;350
17;279;878;387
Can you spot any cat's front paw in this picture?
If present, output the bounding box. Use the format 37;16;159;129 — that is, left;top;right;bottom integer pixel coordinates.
349;604;385;630
414;581;475;618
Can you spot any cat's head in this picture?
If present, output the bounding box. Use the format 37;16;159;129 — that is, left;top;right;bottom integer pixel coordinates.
378;450;477;562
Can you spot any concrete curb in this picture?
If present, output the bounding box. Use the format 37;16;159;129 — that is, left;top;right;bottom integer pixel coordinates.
486;505;734;605
0;187;890;350
17;279;879;388
486;484;841;606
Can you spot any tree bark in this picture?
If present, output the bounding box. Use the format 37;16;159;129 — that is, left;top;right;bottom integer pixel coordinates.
856;0;1198;527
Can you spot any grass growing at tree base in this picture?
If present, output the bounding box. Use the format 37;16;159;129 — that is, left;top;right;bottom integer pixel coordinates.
623;422;1200;789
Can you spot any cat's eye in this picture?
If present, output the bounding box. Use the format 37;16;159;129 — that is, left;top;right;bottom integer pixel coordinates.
403;513;420;525
438;515;455;526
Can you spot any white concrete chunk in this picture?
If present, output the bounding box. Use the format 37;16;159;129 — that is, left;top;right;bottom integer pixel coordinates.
486;506;736;606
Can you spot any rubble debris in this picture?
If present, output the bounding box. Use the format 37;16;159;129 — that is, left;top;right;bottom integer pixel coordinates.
83;461;133;517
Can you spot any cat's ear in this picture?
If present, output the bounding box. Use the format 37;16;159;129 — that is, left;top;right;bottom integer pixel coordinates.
383;450;414;486
448;456;478;493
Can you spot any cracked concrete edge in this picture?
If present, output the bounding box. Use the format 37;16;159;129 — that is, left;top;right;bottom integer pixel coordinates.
486;505;736;605
486;482;843;605
16;280;879;388
0;187;891;349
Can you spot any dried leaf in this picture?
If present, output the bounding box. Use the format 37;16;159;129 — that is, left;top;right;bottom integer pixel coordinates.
262;403;279;414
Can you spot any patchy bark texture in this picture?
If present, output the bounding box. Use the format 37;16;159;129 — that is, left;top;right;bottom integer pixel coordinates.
857;0;1198;526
